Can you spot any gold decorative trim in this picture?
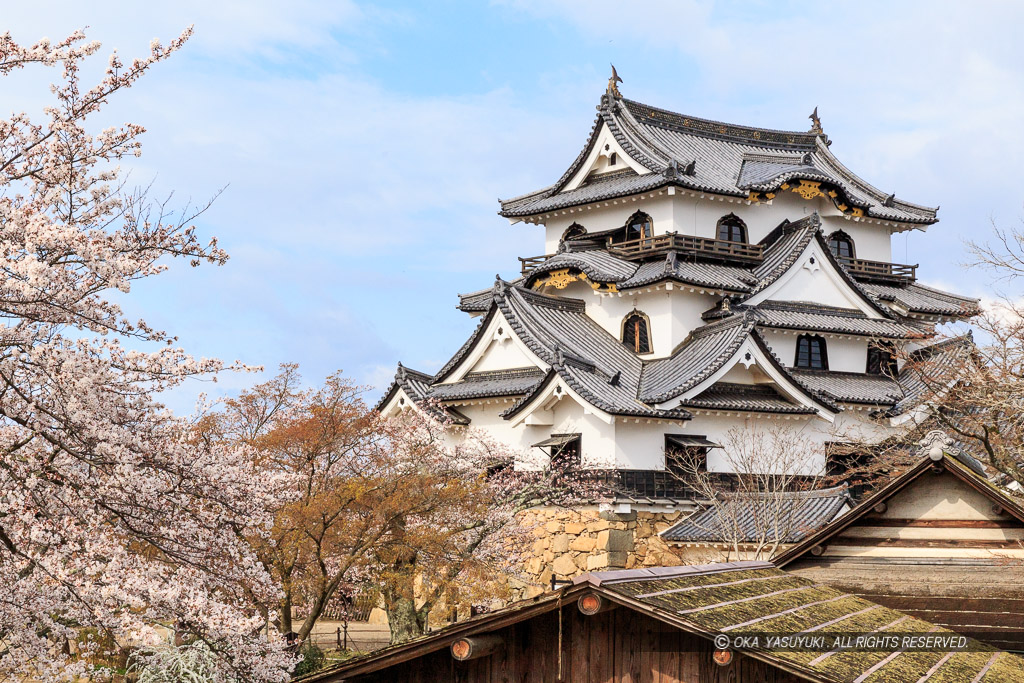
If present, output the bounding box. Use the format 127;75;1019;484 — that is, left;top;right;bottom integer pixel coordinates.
792;179;824;200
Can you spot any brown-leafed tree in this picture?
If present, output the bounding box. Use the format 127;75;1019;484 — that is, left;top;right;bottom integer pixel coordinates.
207;365;585;646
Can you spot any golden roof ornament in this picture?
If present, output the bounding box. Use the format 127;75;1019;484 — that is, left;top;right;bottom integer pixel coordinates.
607;64;623;98
808;106;823;135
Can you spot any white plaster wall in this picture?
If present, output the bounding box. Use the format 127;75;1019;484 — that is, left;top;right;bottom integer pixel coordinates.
821;215;892;262
582;288;717;359
542;193;677;254
445;398;899;478
537;187;897;264
467;336;538;373
450;395;617;471
759;330;870;374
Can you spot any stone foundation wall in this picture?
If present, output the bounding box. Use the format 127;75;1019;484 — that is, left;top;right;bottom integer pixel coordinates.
515;506;694;599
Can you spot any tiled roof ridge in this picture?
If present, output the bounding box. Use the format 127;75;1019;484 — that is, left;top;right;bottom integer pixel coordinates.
638;316;757;404
512;284;588;312
396;362;434;383
754;300;870;318
462;367;545;381
432;306;498;382
715;484;850;501
621;97;820;150
524;251;638;286
747;215;820;294
908;332;974;361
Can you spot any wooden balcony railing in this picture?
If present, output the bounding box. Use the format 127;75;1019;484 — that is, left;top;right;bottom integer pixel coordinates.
518;255;552;275
607;232;764;263
839;257;917;283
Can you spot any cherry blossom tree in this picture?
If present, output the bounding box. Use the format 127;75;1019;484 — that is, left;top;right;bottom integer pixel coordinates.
0;29;291;682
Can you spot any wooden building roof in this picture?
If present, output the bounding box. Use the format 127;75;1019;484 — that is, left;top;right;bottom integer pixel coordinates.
776;449;1024;651
298;561;1024;683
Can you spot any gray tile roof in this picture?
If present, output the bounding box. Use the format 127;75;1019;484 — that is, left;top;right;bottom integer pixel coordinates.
618;251;757;292
888;334;975;416
661;485;850;543
789;369;903;406
458;277;523;312
639;315;756;404
525;248;637;283
374;364;471;425
500;93;937;225
493;283;691;420
746;301;930;338
677;382;817;414
429;368;545;401
862;281;981;318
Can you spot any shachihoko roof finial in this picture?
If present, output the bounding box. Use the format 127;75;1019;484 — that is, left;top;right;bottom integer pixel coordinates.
607;64;623;98
808;106;823;135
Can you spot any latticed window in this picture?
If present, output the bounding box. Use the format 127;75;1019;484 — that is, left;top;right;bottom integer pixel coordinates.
866;342;899;377
622;312;651;354
795;334;828;370
716;213;747;243
828;231;855;260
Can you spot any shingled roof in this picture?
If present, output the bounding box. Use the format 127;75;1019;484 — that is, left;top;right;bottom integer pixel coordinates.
303;560;1024;683
500;90;938;225
661;486;851;544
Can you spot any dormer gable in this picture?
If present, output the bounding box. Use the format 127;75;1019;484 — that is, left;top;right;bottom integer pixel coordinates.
562;122;650;192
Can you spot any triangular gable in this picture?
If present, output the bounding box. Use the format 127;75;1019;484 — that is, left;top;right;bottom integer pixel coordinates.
561;121;651;192
746;232;886;317
502;369;614;427
775;451;1024;567
658;330;837;421
434;304;549;385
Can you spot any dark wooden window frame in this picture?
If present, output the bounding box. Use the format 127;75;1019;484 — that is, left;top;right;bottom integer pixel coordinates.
828;230;856;261
716;213;748;243
866;341;899;377
621;310;653;354
795;334;829;370
613;210;653;244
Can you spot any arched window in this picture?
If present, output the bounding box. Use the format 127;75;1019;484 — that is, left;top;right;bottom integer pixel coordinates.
795;334;828;370
866;342;899;377
716;213;747;243
622;311;652;354
561;223;586;242
612;211;652;244
828;231;855;261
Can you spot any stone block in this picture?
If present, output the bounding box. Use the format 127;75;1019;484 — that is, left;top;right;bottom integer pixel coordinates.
551;534;570;553
574;553;590;570
564;522;586;535
585;520;611;533
586;551;627;570
552;553;577;577
600;510;637;522
526;557;544;575
598;529;633;553
545;520;562;533
569;536;597;552
532;526;548;538
532;538;548;554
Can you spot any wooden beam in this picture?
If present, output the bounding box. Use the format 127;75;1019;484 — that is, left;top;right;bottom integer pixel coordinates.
450;634;504;661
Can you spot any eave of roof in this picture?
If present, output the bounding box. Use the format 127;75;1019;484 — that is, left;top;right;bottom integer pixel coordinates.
774;453;1024;567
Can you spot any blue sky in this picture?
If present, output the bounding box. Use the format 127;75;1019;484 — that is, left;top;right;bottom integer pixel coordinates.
4;1;1023;410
